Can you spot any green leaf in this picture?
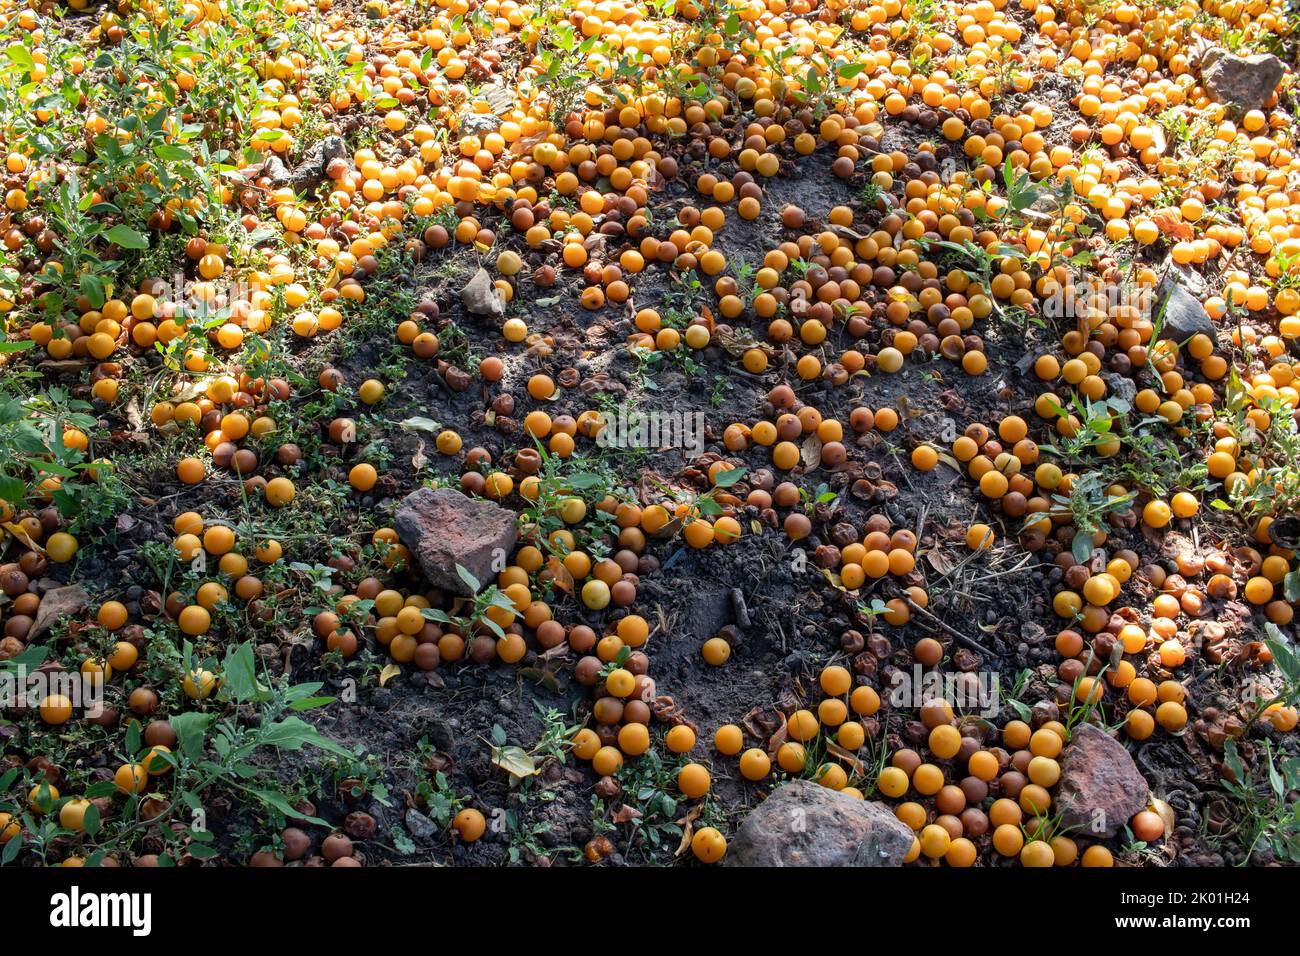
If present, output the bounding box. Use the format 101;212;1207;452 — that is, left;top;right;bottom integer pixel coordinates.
1;832;20;864
261;715;351;757
170;712;214;762
5;43;33;73
455;564;481;593
0;470;24;503
288;696;336;712
1264;623;1300;682
1267;747;1285;799
83;802;101;837
153;144;191;163
79;273;106;309
0;340;35;354
221;641;269;703
712;466;747;488
1071;531;1094;564
105;224;149;250
249;788;331;826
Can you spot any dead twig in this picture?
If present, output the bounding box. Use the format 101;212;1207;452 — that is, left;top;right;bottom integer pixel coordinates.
903;595;994;658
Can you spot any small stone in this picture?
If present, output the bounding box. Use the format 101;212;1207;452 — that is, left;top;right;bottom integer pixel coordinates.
459;113;502;136
1102;372;1137;406
1155;275;1214;342
405;808;439;842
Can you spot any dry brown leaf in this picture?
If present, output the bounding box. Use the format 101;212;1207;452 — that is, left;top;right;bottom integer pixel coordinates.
765;710;791;760
925;549;956;575
3;521;44;553
612;804;643;825
546;555;575;594
674;804;704;857
824;739;867;775
1152;208;1194;241
801;433;823;468
30;584;89;640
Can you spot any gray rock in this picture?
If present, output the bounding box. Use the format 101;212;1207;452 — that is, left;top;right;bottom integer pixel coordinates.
459;112;502;136
1056;723;1149;838
1202;49;1285;113
1160;256;1207;296
1155;275;1214;342
411;718;457;751
394;487;518;596
405;808;439;842
726;780;914;867
262;135;348;195
1101;372;1137;407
